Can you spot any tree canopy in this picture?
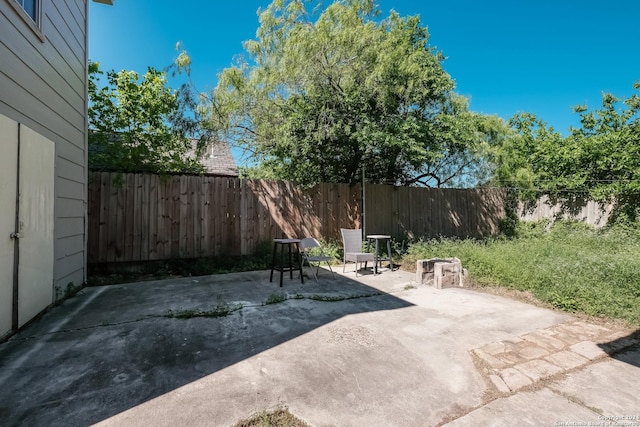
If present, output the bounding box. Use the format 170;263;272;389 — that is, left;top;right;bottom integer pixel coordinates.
88;61;206;174
493;83;640;222
207;0;504;186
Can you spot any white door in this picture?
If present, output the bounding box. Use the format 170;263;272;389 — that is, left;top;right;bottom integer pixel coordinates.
0;114;18;337
17;125;55;327
0;114;55;336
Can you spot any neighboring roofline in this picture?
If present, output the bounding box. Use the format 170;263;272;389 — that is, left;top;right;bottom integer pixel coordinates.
192;139;239;177
92;0;114;5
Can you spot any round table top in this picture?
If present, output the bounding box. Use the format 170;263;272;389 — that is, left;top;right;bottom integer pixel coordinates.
367;234;391;239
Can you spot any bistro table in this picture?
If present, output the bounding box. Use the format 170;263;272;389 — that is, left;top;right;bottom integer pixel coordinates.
270;238;304;287
366;234;393;275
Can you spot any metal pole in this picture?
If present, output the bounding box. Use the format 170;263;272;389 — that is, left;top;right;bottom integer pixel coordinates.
362;167;366;237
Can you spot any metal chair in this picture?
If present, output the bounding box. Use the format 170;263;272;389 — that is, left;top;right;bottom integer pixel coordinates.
340;228;375;276
299;237;335;282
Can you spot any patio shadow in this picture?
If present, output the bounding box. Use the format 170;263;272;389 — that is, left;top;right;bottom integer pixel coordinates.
0;269;413;426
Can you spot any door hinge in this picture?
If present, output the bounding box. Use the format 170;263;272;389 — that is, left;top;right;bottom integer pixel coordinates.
10;232;22;239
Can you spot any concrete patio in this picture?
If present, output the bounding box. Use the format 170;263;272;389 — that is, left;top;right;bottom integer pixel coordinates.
0;267;638;426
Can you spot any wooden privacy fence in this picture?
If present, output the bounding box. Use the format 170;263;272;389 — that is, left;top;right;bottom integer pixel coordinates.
364;184;506;239
518;195;614;228
87;172;508;264
87;172;361;263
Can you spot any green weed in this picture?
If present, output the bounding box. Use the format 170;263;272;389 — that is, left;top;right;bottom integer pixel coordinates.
309;292;382;302
402;221;640;325
265;293;288;305
233;406;310;427
165;302;241;319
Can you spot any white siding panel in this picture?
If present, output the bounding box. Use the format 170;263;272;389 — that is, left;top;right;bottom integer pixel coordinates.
56;156;85;183
55;197;84;218
0;42;84;135
59;0;85;47
47;1;85;60
54;234;84;262
55;175;85;200
0;10;85;114
0;0;90;303
53;256;84;290
0;70;83;144
55;217;84;239
43;15;84;85
55;133;85;165
53;251;83;284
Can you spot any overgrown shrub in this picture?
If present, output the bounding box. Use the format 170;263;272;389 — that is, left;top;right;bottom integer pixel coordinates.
402;221;640;325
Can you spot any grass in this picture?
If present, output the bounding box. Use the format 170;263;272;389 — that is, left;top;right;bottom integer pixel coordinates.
265;293;288;305
402;221;640;326
309;292;382;301
232;407;310;427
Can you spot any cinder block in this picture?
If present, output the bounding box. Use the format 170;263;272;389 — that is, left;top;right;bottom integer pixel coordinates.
434;261;463;289
416;257;462;286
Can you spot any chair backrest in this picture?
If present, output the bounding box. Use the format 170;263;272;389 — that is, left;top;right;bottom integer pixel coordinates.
340;228;364;253
300;237;321;252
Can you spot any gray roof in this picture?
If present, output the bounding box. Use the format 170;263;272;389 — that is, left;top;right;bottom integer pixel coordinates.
191;141;239;177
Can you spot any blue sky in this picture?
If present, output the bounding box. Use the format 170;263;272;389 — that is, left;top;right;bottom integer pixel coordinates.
89;0;639;152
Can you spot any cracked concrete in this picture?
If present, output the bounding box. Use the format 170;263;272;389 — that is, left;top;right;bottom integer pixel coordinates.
0;268;638;427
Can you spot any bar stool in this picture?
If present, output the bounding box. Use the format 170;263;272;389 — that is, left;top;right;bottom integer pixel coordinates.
270;238;304;287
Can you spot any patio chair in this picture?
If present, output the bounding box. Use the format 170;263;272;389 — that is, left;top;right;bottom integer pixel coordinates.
340;228;375;277
300;237;335;282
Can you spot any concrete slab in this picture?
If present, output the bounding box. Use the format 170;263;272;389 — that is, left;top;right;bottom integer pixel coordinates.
0;268;637;427
548;348;640;417
443;388;601;426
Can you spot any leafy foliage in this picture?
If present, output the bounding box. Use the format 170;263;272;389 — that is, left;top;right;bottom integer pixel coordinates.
493;83;640;222
207;0;505;187
88;61;206;174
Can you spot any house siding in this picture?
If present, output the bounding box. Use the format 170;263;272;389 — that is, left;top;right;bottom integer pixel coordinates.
0;0;88;293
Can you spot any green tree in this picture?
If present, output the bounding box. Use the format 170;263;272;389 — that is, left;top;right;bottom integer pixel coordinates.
208;0;503;186
88;61;205;174
493;83;640;222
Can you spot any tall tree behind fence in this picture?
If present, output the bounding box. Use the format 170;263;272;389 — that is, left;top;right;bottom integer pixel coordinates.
87;172;508;265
